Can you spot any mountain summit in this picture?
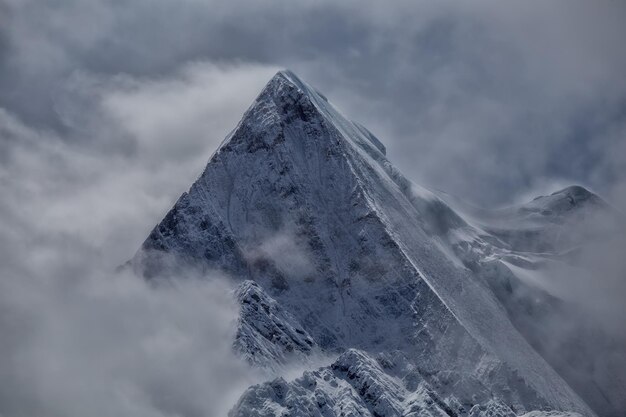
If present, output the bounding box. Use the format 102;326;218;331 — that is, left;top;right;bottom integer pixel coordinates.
132;71;620;416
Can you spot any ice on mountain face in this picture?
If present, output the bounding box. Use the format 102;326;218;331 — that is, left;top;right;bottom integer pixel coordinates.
132;71;598;416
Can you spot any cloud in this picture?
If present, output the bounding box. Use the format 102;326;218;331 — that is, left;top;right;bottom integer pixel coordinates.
0;266;259;417
546;208;626;339
3;1;625;209
305;1;626;209
0;62;277;264
1;1;625;415
0;63;277;416
243;226;316;280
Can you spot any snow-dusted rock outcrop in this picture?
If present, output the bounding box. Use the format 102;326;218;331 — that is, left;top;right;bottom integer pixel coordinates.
131;70;607;416
235;280;318;368
231;349;583;417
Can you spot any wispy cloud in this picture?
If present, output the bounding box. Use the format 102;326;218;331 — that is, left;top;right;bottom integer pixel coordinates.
0;63;275;416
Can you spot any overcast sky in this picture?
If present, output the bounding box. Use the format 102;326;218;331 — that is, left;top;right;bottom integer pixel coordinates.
3;0;626;212
1;2;625;416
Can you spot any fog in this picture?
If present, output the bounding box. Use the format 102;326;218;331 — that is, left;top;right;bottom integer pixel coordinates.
0;64;276;417
0;267;259;417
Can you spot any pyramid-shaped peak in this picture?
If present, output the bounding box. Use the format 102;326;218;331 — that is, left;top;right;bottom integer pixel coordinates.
268;69;305;90
133;69;595;416
217;69;385;157
263;70;328;102
251;70;330;119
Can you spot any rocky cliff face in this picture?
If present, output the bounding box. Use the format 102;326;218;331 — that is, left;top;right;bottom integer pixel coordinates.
234;280;318;369
231;349;584;417
131;70;621;416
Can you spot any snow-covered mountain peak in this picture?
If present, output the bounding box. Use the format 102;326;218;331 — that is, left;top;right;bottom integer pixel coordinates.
264;70;327;102
547;185;594;200
253;69;319;107
212;69;386;162
133;71;601;416
524;185;605;215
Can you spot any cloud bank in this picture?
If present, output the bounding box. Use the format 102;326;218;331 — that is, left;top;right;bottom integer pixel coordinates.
0;267;258;417
0;63;274;417
2;0;625;207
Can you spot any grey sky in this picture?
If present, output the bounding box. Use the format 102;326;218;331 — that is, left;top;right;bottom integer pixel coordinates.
2;0;626;209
